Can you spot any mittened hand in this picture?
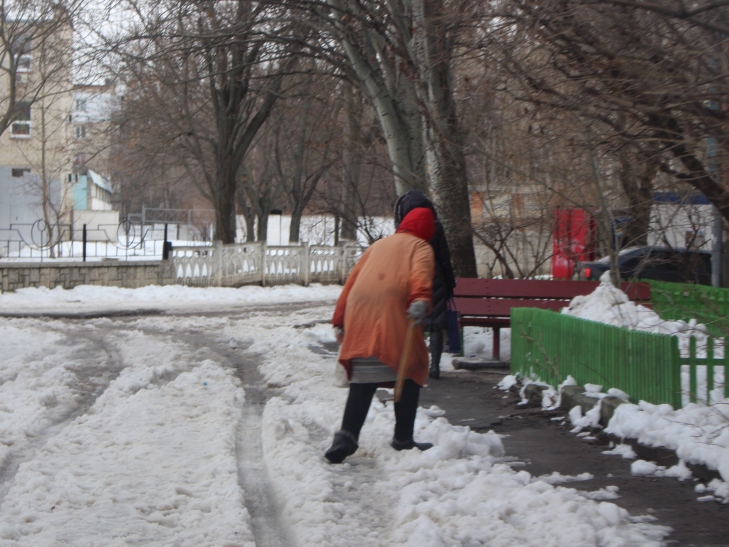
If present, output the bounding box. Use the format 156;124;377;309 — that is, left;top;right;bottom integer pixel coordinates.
407;300;428;326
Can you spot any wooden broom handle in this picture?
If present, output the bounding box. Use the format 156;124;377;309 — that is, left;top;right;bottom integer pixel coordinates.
394;318;416;403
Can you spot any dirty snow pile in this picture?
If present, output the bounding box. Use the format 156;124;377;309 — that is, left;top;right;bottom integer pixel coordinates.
607;400;729;502
563;271;720;358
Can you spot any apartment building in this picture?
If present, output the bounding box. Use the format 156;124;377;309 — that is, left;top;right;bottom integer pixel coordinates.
0;9;119;250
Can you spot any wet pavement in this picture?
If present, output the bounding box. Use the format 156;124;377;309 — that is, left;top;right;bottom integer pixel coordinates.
420;369;729;547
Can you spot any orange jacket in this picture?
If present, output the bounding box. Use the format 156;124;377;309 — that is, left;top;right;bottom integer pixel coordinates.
332;232;435;386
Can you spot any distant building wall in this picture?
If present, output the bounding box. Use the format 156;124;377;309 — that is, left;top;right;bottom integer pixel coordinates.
0;167;40;229
648;202;713;250
0;167;64;256
72;210;120;242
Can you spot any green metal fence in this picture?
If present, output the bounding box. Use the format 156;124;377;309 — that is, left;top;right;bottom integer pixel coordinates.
511;307;729;407
682;337;729;406
649;280;729;338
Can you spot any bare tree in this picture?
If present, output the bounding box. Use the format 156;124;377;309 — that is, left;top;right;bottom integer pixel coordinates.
490;1;729;223
104;0;304;243
293;0;478;275
268;69;338;244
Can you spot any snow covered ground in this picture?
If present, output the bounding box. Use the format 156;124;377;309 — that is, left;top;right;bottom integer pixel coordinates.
0;284;673;545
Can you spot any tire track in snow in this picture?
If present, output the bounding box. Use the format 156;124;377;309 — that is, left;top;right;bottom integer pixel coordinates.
235;307;399;544
0;319;125;506
131;318;293;547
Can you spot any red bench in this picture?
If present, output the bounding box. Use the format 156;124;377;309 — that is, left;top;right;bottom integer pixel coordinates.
453;278;651;360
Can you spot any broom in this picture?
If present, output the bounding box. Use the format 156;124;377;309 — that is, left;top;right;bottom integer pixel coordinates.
394;318;416;403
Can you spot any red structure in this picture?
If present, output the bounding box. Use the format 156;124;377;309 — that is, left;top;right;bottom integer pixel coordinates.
552;208;597;279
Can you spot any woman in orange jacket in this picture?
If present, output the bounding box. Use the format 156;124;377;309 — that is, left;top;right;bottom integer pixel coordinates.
326;207;436;464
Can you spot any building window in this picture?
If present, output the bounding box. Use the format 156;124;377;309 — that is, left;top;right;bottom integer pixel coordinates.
75;98;87;112
14;36;32;72
11;101;31;137
75;125;87;139
11;168;30;177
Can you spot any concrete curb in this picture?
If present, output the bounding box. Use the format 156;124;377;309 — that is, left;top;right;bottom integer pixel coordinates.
0;309;165;319
452;358;509;371
560;385;627;427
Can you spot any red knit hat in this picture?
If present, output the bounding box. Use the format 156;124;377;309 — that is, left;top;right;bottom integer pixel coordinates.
396;207;435;242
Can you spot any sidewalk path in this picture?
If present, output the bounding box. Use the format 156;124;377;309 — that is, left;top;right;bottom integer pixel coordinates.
420;370;729;547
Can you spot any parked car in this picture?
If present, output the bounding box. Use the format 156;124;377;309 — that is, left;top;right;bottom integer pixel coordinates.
577;246;712;285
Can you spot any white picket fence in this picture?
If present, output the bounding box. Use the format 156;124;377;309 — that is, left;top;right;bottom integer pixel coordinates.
170;242;362;287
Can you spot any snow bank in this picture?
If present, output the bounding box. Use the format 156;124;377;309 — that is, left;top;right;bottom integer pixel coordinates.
237;309;670;545
563;271;722;359
0;283;342;315
0;322;253;544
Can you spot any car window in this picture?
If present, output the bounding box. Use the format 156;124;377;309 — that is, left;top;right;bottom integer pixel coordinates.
652;251;680;270
620;257;642;270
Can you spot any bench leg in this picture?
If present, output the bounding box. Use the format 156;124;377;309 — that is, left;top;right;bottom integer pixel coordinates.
492;327;500;361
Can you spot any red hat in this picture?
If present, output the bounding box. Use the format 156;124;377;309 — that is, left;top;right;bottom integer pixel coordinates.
396;207;435;242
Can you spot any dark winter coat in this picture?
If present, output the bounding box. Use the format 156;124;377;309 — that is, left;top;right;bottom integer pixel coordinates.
394;191;457;331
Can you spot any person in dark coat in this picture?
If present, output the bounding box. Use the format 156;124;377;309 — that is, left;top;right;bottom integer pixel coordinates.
394;190;457;379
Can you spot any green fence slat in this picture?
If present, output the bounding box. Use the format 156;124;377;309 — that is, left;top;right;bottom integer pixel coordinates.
707;337;715;405
725;341;729;400
689;337;698;404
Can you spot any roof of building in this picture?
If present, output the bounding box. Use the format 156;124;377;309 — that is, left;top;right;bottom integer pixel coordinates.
88;169;113;194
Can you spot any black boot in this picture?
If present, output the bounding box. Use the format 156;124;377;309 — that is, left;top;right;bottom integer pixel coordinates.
325;430;359;464
391;437;433;452
428;363;440;379
429;329;443;379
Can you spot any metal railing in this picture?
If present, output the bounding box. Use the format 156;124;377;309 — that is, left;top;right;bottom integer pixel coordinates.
0;220;204;261
511;307;729;408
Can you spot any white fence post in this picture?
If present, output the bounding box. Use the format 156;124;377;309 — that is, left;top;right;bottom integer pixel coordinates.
215;241;223;286
304;243;311;286
261;242;267;286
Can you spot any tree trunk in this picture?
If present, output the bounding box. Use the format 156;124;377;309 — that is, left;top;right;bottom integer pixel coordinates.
257;212;270;243
411;0;477;277
245;214;256;243
619;148;656;247
213;155;237;243
234;181;257;243
289;207;304;244
341;82;361;241
327;0;428;195
429;137;478;277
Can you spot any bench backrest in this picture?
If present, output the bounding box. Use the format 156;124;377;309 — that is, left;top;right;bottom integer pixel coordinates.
453;278;651;317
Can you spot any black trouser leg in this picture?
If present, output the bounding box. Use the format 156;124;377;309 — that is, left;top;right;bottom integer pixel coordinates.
340;383;378;439
430;329;444;367
394;379;420;442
